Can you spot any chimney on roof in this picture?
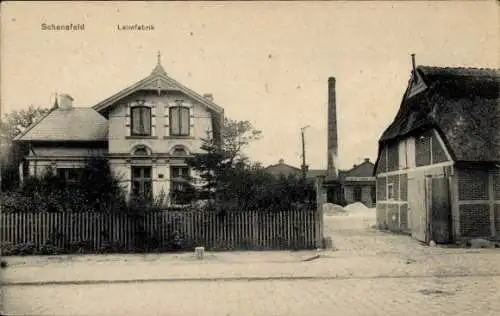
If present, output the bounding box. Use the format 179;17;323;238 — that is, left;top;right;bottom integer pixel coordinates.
58;94;74;110
364;158;370;163
327;76;338;179
203;93;213;102
279;158;284;164
411;54;416;73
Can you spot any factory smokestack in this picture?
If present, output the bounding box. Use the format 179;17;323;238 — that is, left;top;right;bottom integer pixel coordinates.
327;76;338;179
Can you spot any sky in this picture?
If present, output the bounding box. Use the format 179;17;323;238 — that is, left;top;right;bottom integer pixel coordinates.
1;1;498;170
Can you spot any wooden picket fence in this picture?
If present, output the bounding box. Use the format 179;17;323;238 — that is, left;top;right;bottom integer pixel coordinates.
0;209;323;254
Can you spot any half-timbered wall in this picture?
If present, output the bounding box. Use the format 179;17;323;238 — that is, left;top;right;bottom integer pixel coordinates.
376;128;452;233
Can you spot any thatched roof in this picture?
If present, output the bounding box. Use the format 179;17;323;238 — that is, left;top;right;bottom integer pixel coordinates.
379;66;499;162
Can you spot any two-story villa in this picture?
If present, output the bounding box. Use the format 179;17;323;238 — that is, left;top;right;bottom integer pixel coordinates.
13;54;224;204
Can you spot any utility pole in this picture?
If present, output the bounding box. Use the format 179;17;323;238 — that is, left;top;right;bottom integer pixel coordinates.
300;125;310;182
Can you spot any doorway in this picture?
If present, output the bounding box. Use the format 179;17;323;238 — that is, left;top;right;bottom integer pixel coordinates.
428;177;452;244
353;186;362;202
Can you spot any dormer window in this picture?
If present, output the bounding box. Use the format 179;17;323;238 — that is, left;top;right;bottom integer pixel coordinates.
131;103;152;136
169;101;190;136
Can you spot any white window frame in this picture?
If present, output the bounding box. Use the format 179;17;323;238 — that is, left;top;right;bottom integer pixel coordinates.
387;183;395;200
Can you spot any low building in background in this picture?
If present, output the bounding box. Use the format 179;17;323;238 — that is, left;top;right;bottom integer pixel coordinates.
264;158;324;183
340;158;376;207
265;158;376;208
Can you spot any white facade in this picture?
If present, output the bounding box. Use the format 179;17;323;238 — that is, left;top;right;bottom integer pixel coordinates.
16;58;224;205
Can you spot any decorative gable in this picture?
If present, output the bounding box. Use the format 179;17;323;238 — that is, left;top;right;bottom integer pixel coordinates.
141;77;178;95
407;70;428;99
92;54;223;116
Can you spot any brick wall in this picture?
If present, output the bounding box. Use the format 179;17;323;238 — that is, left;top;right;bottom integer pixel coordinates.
459;204;491;237
377;177;386;200
493;169;500;200
387;175;400;201
400;173;408;201
387;204;399;230
399;204;409;232
458;169;489;200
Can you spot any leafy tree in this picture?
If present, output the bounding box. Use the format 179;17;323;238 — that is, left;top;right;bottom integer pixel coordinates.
221;118;262;165
187;118;315;212
1;106;51;190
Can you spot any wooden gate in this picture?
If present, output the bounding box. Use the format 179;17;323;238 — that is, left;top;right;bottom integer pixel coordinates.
428;177;452;244
408;177;428;243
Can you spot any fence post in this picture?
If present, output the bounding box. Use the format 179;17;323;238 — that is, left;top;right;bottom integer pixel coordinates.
315;176;326;248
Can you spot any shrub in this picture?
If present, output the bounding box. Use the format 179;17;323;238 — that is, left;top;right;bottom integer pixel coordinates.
0;241;15;256
98;241;126;254
38;243;60;255
10;242;37;256
4;158;127;214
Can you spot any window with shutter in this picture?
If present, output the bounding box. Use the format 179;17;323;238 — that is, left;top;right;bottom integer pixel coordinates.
131;106;152;136
169;104;191;136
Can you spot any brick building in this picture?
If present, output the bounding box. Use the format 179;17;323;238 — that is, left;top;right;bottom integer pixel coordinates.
340;158;376;207
266;157;376;207
374;56;499;244
264;159;326;183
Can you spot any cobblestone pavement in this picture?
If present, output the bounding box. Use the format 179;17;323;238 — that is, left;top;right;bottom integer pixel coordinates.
2;212;500;315
3;276;500;316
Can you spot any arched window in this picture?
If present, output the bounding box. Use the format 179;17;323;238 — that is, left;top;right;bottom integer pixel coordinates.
134;147;149;156
171;145;188;156
169;101;190;136
131;145;152;157
131;102;152;136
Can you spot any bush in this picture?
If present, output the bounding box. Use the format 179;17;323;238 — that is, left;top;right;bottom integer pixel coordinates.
10;242;37;256
38;243;60;255
3;158;127;213
98;241;126;254
0;241;15;256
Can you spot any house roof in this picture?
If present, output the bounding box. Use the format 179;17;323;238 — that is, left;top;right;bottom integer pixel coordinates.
92;58;224;115
342;159;375;178
265;159;373;181
265;160;301;175
14;107;108;142
306;169;327;179
378;66;500;162
264;160;327;179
